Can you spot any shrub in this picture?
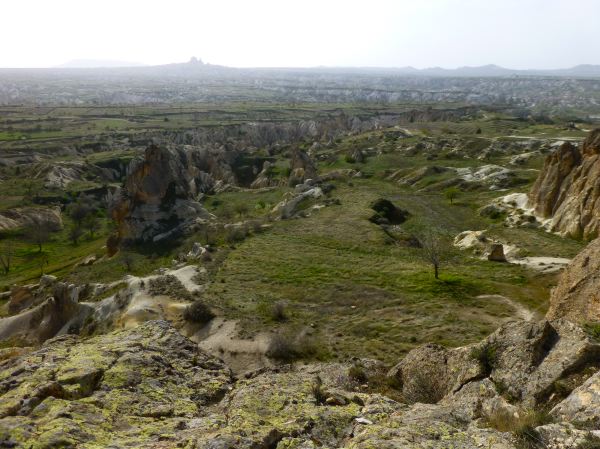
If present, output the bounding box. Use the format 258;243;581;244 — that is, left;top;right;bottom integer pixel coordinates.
311;376;326;405
584;322;600;342
348;364;368;384
184;301;215;324
266;330;319;362
403;370;447;404
471;344;498;374
485;408;553;449
271;301;287;322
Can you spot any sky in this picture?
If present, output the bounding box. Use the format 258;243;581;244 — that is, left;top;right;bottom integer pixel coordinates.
1;0;599;69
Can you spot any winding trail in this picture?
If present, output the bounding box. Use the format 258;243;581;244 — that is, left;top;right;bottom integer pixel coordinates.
477;294;536;321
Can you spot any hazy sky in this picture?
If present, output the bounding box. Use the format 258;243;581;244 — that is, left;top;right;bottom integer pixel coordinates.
2;0;598;69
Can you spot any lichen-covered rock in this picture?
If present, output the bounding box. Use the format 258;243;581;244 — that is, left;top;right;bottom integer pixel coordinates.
484;319;600;405
528;129;600;239
552;369;600;425
387;343;484;402
0;321;231;448
546;237;600;323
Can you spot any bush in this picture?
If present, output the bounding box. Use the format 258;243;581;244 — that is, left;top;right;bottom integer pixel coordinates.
184;301;215;324
471;344;498;374
348;364;368;384
584;322;600;342
486;408;553;449
311;376;326;405
266;330;319;362
271;301;287;322
403;370;447;404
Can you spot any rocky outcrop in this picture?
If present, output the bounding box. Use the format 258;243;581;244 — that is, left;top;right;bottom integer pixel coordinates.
0;282;87;345
0;207;63;233
546;237;600;323
289;149;318;185
528;129;600;239
0;321;231;448
109;145;217;247
3;319;600;448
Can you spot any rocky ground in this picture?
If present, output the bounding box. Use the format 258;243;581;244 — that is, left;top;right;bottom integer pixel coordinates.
2;315;600;448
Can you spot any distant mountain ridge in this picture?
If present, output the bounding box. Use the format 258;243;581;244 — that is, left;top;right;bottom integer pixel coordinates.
56;59;147;68
19;59;600;78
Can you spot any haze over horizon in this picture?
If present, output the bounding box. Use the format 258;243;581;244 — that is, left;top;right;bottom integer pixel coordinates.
1;0;599;69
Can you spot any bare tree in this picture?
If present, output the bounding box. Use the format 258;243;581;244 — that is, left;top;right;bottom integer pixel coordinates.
83;214;100;239
120;252;134;272
416;229;451;279
0;240;14;275
37;253;49;276
24;219;52;252
68;224;84;245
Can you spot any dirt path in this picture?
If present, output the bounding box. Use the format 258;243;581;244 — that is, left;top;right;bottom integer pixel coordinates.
186;318;273;375
477;294;536;321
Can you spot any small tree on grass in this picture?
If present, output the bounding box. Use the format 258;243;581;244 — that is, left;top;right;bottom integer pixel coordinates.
69;225;84;245
119;252;135;272
36;253;49;276
0;240;14;275
444;187;460;205
24;219;52;252
416;229;451;280
83;214;101;239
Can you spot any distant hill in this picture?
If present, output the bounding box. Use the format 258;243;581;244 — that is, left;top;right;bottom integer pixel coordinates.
56;59;147;68
23;59;600;78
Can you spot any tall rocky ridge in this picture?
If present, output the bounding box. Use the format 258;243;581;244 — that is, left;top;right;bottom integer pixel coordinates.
528;128;600;239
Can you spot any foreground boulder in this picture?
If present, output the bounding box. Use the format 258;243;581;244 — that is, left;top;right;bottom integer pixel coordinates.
528;129;600;238
547;237;600;322
0;321;231;448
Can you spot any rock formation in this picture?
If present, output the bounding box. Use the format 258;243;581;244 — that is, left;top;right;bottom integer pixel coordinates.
547;237;600;323
0;282;87;345
109;145;218;247
289;149;318;185
2;319;600;448
528;129;600;239
0;207;63;233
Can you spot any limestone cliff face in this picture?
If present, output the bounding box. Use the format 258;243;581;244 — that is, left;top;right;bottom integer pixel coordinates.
110;145;218;247
547;237;600;323
528;128;600;239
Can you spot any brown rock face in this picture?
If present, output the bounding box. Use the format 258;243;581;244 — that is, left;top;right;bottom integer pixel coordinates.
528;128;600;239
110;145;217;245
546;237;600;323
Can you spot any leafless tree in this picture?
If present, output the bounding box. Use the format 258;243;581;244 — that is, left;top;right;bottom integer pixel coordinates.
24;219;52;252
68;225;84;245
120;252;134;272
83;214;101;239
0;240;15;275
416;229;450;279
